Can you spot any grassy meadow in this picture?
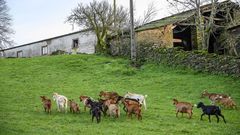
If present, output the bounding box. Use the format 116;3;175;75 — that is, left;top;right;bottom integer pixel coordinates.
0;54;240;135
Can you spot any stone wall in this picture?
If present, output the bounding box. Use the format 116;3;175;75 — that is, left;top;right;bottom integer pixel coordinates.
137;42;240;77
136;24;173;48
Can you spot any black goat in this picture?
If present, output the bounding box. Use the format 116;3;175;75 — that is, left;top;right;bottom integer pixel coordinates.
86;98;103;123
91;106;101;123
197;102;226;123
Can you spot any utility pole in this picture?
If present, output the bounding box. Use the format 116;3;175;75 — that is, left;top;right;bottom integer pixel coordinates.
130;0;136;65
113;0;116;27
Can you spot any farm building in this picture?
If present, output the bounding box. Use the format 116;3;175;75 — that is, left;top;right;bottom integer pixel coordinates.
0;29;97;58
135;1;240;54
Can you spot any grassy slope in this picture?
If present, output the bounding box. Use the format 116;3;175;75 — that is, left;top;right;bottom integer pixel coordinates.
0;54;240;135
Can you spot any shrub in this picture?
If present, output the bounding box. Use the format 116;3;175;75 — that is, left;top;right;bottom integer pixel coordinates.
51;50;66;55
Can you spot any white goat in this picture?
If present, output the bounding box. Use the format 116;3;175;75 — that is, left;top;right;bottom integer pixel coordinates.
124;92;147;110
52;92;68;113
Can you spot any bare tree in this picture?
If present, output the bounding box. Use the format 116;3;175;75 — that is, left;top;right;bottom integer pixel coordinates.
135;1;158;27
232;0;240;5
0;0;13;49
66;0;128;53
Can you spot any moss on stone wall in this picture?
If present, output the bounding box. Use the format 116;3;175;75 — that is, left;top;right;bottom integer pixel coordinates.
137;41;240;77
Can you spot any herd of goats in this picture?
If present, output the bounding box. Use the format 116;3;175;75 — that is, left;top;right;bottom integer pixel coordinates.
40;90;237;123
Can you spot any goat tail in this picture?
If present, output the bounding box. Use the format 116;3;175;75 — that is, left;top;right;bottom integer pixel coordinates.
143;99;147;110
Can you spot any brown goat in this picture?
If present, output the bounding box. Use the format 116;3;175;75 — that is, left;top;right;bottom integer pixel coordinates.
69;99;80;113
122;98;141;113
201;90;230;104
123;100;142;120
40;96;51;114
105;99;120;118
99;91;119;100
172;99;193;119
215;96;237;109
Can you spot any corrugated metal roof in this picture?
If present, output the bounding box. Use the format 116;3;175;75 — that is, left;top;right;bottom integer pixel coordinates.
135;10;195;32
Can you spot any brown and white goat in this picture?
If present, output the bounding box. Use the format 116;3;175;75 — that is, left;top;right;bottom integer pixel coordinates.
215;96;237;109
172;99;193;119
124;92;147;110
69;99;80;113
79;95;91;111
201;90;230;104
123;100;142;120
40;96;51;114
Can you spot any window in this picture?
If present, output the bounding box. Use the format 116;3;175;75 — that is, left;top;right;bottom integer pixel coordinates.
72;39;79;48
17;51;23;58
42;46;48;55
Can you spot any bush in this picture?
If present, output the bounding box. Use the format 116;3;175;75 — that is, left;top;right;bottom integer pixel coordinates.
51;50;66;55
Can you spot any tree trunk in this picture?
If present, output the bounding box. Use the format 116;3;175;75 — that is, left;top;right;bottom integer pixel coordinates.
96;35;107;53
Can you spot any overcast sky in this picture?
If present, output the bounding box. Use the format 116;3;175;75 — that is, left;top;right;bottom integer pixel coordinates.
7;0;171;46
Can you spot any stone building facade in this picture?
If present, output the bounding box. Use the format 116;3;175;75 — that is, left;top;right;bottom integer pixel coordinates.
0;29;97;58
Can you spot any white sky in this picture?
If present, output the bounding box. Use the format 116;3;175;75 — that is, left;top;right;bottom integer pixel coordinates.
7;0;171;46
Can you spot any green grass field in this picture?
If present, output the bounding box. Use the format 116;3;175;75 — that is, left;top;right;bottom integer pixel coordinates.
0;54;240;135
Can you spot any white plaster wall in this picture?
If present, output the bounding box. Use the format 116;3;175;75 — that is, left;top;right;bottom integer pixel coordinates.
2;30;96;58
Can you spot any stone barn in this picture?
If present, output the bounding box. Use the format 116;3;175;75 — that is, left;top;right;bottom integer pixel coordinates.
0;29;97;58
135;1;240;54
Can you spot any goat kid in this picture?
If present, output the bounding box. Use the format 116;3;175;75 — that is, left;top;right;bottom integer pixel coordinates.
40;96;51;114
79;95;91;111
172;99;193;119
87;98;102;123
197;102;226;123
52;92;68;113
69;99;80;113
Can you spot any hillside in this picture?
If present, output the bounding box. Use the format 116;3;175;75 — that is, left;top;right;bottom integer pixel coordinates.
0;54;239;135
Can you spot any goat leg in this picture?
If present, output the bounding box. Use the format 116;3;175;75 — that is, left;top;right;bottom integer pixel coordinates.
92;115;94;123
123;106;127;112
215;115;219;123
200;113;205;120
57;104;61;112
176;111;179;117
208;115;211;123
218;113;226;123
188;112;192;119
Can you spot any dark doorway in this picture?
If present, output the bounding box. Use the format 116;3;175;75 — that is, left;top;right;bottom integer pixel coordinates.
208;32;220;54
173;25;192;51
